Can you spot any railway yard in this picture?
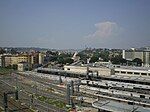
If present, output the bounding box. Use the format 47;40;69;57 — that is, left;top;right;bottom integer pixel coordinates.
0;68;150;112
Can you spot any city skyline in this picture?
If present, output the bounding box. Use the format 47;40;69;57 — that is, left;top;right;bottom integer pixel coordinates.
0;0;150;49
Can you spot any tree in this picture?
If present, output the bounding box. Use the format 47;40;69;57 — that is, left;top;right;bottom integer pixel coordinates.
111;56;127;65
12;64;18;70
90;55;99;63
57;57;73;64
99;51;109;61
64;58;74;64
77;53;89;64
120;58;127;65
0;48;6;54
10;48;17;54
132;58;142;66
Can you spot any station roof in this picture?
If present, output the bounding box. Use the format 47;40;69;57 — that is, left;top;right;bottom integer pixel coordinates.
101;74;150;83
93;99;150;112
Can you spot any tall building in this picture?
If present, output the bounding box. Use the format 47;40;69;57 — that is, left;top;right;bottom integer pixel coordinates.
123;48;150;67
38;53;44;65
0;55;2;67
4;55;11;67
30;53;39;66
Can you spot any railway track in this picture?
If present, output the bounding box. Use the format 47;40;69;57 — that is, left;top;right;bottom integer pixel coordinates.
2;75;67;102
0;90;32;112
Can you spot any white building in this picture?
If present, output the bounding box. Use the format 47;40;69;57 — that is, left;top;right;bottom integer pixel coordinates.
0;55;2;67
115;66;150;77
38;53;44;65
18;62;28;71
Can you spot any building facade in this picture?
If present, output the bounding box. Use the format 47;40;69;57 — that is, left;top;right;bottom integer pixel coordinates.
123;49;150;67
38;53;44;65
115;67;150;77
18;62;28;71
64;65;115;76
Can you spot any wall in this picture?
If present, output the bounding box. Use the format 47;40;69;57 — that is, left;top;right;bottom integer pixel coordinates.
64;65;114;76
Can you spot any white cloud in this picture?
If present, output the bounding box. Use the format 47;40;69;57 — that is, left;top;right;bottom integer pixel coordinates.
85;21;122;40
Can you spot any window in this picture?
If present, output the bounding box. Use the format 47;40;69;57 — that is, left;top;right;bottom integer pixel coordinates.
115;71;119;73
141;73;147;75
127;72;132;74
67;68;70;70
134;72;139;75
140;95;145;98
128;102;134;105
121;71;126;74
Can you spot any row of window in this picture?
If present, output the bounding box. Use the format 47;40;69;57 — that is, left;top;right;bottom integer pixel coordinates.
115;71;150;76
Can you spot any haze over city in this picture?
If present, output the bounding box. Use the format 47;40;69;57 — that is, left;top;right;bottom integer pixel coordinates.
0;0;150;49
1;1;150;112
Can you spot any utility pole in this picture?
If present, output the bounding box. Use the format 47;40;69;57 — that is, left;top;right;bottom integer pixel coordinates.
98;81;101;112
66;81;75;109
70;80;74;95
86;66;89;80
3;93;7;112
3;91;19;112
66;83;71;105
76;80;81;92
59;74;63;85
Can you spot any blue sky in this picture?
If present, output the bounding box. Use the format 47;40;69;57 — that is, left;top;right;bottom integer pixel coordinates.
0;0;150;49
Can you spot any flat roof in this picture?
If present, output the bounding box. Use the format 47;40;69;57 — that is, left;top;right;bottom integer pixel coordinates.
115;66;150;71
38;68;150;84
93;100;150;112
102;74;150;83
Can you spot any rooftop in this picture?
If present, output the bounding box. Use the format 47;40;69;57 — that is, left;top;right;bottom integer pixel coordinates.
93;99;150;112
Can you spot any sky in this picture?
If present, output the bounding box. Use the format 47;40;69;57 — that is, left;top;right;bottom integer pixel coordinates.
0;0;150;49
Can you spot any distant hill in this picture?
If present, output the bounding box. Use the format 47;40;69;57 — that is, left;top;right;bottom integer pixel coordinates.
1;47;82;53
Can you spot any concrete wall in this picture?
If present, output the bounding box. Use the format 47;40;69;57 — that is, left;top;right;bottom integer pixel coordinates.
134;52;143;61
64;65;87;74
125;51;133;61
124;50;150;67
144;52;150;67
18;63;28;71
64;65;114;76
89;67;114;76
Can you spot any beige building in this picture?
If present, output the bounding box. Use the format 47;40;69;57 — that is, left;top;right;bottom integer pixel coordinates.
4;56;11;67
64;65;114;76
2;55;29;67
17;55;28;63
1;53;45;69
0;54;11;67
10;56;18;65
